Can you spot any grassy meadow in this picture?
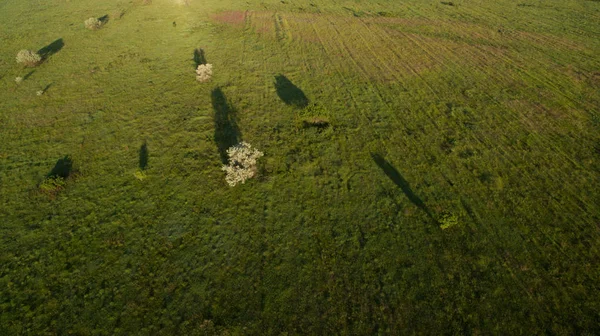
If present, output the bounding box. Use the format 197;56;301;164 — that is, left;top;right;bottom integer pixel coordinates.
1;0;599;334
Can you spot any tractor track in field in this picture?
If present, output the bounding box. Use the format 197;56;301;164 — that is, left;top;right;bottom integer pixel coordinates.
326;15;428;141
274;13;292;44
341;16;449;130
351;13;573;272
323;22;426;161
239;10;599;253
335;15;444;132
241;14;272;316
390;7;593;172
321;12;461;160
258;10;598;230
401;5;597;112
295;24;314;78
393;4;600;288
320;11;596;237
455;3;600;95
353;16;517;163
460;5;599;97
470;1;600;45
400;5;599;221
241;10;252;64
310;20;395;157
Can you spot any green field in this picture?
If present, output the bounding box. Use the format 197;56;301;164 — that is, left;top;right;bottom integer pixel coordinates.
1;0;599;334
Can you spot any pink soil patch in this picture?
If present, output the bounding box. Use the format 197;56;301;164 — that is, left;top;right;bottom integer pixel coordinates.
212;10;246;25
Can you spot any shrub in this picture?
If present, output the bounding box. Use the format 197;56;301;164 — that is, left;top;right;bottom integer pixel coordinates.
196;64;213;82
85;17;103;30
439;212;459;230
39;176;66;194
16;50;42;67
221;142;264;187
377;11;395;17
297;102;331;129
134;169;147;181
302;117;330;129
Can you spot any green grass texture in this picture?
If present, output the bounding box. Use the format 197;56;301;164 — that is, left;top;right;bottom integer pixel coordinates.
1;0;599;334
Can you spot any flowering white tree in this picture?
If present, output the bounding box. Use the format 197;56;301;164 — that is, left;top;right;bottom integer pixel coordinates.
221;142;263;187
196;64;213;82
16;50;42;67
84;17;103;30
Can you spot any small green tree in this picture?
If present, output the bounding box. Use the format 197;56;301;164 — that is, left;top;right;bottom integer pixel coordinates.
439;212;459;230
39;176;66;195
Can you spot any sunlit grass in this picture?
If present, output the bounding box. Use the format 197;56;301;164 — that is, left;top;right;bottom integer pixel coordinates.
1;0;599;334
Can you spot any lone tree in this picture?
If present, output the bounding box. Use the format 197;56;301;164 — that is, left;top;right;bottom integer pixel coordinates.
196;64;213;82
16;50;42;67
221;142;263;186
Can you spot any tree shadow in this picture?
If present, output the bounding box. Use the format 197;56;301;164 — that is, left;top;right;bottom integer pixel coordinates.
371;153;434;221
194;48;207;67
460;198;479;226
23;70;35;80
47;155;73;179
41;83;52;94
139;142;148;170
99;14;109;25
212;88;241;163
274;74;309;108
38;38;64;60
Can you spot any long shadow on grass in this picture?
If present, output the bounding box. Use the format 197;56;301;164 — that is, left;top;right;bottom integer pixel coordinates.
41;83;52;94
275;75;309;108
99;14;109;25
212;88;241;163
38;38;64;60
139;142;148;170
371;153;434;221
194;48;207;67
47;155;73;179
23;70;35;80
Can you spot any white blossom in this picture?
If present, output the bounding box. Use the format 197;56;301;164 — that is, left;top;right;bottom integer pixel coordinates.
84;17;103;30
221;142;263;187
196;64;213;82
16;50;41;67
